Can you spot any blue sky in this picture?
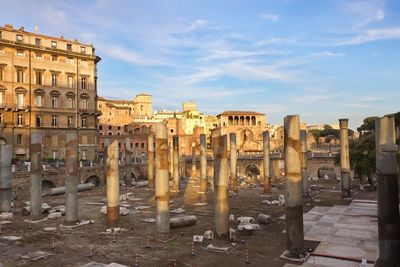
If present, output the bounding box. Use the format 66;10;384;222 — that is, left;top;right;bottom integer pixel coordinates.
2;0;400;129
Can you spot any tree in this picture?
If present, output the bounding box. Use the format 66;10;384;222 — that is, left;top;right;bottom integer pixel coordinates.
349;133;375;184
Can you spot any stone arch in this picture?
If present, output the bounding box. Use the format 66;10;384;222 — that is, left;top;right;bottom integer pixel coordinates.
245;163;260;178
131;172;137;181
240;116;244;125
85;175;101;187
228;116;233;126
0;137;7;145
42;180;56;191
245;116;250;125
234;116;239;125
317;166;336;179
251;116;256;126
141;125;148;134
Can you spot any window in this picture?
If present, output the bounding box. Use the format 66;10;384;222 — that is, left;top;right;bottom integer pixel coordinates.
67;43;72;51
35;95;42;107
35;71;42;85
52;150;57;160
51;96;58;108
67;97;74;108
67;76;74;88
0;113;3;124
81;99;88;109
51;115;58;127
17;134;23;145
51;55;58;62
16;50;24;57
67;57;74;64
51;73;57;86
36;115;41;127
17;70;24;83
0;67;2;81
81;77;87;89
51;41;57;48
117;126;121;130
17;114;23;126
81;46;86;53
16;34;23;42
99;125;103;130
17;93;24;108
0;91;3;106
82;150;87;160
36;53;42;60
80;60;88;67
67;116;73;128
81;116;87;128
35;38;41;46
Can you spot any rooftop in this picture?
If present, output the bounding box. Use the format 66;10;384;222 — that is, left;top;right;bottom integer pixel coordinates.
217;111;265;116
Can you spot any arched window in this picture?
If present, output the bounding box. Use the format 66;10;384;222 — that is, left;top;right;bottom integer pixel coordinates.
251;116;256;126
228;116;233;126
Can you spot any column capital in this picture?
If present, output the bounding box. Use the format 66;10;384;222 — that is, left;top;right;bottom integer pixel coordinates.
339;118;349;129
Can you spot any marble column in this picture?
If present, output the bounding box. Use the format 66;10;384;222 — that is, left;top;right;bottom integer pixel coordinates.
375;115;400;265
155;123;170;234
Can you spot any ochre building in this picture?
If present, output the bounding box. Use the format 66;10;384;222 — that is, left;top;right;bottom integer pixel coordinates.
0;24;101;160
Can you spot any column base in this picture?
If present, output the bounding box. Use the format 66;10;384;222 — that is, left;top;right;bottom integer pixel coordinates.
280;250;309;263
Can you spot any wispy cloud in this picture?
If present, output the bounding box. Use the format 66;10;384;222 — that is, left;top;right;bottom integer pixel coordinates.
336;27;400;45
311;51;345;57
254;37;295;46
260;13;279;22
99;44;166;66
341;0;385;29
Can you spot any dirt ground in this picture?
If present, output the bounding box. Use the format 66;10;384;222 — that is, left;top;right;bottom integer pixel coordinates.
0;177;377;267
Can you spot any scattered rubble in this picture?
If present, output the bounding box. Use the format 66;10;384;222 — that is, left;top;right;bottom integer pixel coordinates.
47;212;62;219
20;251;53;262
204;230;214;240
100;206;130;216
206;243;237;253
0;212;13;220
257;214;272;224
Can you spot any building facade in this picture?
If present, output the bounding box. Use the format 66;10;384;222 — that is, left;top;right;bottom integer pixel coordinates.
0;24;101;161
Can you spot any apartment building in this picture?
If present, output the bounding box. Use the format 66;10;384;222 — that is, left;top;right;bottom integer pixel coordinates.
0;24;101;160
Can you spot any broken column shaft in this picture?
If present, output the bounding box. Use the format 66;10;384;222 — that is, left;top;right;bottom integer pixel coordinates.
65;132;79;222
199;134;207;193
125;137;132;187
283;115;304;258
339;118;351;198
229;133;238;192
263;131;271;193
191;143;197;178
0;145;12;212
155;123;170;234
213;134;229;238
300;130;309;196
375;115;400;266
147;134;155;189
30;133;42;217
172;135;180;192
106;141;120;227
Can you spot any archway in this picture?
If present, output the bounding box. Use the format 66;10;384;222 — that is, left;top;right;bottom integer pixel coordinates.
42;180;56;193
85;175;101;187
245;163;260;179
317;166;336;179
0;137;6;145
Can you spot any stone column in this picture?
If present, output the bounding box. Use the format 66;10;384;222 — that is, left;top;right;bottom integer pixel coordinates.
106;141;120;227
375;115;400;265
229;133;238;192
283;115;304;258
300;130;309;197
191;142;197;178
125;137;132;187
339;118;351;198
155;123;170;234
263;131;271;193
172;135;180;192
199;134;207;193
65;132;79;223
30;133;42;217
213;134;229;238
0;145;12;212
147;134;155;189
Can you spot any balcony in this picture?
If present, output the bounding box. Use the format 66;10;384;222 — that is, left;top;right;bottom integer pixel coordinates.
14;105;30;112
